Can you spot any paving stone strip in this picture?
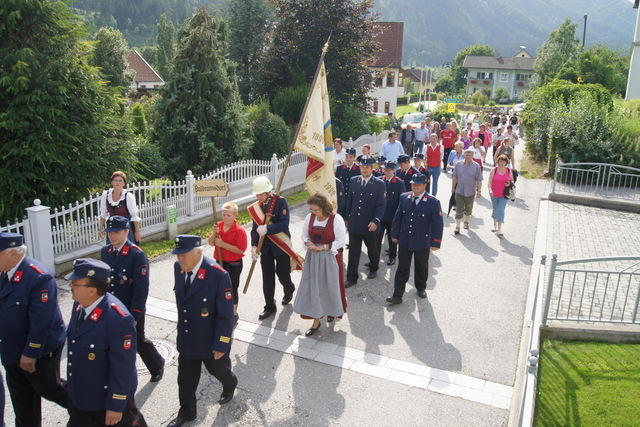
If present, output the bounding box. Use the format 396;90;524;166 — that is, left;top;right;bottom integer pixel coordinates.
146;295;513;410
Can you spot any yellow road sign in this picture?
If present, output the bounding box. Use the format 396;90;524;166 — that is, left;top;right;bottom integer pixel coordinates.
447;103;456;112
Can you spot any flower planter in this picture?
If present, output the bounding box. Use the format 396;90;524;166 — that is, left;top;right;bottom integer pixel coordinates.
470;79;478;84
516;81;525;87
483;80;490;85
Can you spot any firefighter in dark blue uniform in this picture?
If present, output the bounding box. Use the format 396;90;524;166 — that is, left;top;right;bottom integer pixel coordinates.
413;153;427;174
344;156;386;287
335;177;346;218
250;176;297;321
0;232;67;426
65;258;146;426
335;148;360;196
100;215;165;382
387;174;444;305
395;154;426;192
167;235;237;427
372;155;386;177
377;161;405;266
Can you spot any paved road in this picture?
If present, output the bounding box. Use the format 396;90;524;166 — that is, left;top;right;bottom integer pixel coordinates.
2;164;547;426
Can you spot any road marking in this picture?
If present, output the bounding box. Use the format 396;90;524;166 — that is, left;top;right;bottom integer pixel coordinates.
146;296;512;410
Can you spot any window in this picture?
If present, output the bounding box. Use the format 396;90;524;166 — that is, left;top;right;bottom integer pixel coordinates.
476;71;486;79
375;75;383;87
386;72;395;87
515;73;531;81
373;99;379;112
500;72;508;82
384;101;390;114
488;72;494;80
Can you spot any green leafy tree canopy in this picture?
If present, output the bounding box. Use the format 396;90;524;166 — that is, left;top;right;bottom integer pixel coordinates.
91;26;134;88
534;19;580;86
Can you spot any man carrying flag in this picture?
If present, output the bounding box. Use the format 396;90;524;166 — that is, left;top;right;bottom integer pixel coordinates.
248;177;303;321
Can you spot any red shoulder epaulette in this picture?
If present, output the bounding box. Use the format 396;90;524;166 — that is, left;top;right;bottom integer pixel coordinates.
211;263;227;273
29;264;44;274
111;304;127;317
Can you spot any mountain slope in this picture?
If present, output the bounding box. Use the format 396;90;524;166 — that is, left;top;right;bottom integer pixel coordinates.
374;0;637;65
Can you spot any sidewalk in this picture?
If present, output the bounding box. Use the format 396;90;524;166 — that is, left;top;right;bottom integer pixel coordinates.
3;167;547;426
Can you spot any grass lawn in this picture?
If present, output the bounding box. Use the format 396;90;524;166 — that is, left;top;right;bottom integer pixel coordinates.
535;339;640;427
519;150;548;179
396;104;417;118
140;190;309;259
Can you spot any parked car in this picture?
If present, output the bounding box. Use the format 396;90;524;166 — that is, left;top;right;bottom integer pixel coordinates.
513;103;526;113
401;112;427;129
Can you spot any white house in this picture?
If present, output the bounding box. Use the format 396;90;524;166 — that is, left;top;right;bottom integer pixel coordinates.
368;22;404;114
127;50;164;95
463;47;536;101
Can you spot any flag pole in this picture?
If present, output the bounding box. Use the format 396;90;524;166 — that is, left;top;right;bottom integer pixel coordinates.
242;34;332;294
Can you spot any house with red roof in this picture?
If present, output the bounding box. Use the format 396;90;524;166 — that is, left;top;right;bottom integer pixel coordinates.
126;50;164;96
369;22;404;114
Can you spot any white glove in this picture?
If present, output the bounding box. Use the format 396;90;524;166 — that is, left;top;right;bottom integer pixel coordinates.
257;225;267;237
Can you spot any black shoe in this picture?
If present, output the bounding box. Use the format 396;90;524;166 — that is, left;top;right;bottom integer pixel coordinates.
345;281;357;288
387;257;396;266
417;290;427;299
367;270;377;279
258;309;276;320
327;316;335;323
386;296;403;305
282;293;293;305
218;388;235;404
305;322;321;337
168;416;195;427
384;249;390;254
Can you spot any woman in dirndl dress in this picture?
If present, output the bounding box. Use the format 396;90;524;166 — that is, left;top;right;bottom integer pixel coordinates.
293;193;347;337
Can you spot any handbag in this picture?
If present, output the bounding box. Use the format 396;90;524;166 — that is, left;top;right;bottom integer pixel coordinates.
504;182;516;201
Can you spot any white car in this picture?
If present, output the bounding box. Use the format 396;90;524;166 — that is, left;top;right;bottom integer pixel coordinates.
513;103;526;113
401;112;427;129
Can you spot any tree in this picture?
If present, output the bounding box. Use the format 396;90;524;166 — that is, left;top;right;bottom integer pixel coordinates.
131;103;147;135
470;91;489;106
556;45;629;97
225;0;273;103
494;87;510;102
91;26;133;88
153;8;252;177
260;0;378;119
248;100;290;160
450;44;495;91
155;13;174;80
434;73;456;94
534;19;580;86
0;0;138;221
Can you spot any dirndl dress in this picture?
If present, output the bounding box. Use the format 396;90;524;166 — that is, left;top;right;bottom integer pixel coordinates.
293;214;347;319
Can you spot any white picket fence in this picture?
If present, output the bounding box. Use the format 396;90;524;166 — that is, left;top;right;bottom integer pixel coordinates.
1;131;389;273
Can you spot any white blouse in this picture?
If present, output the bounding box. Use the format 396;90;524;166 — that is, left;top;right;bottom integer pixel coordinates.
301;213;347;255
99;188;141;222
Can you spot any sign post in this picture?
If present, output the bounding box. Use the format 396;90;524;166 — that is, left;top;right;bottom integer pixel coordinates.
194;179;229;263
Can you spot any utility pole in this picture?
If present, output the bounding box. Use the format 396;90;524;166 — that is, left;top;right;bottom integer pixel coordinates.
626;0;640;100
582;14;587;48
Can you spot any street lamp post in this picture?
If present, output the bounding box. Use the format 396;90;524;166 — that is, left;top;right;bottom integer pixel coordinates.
626;0;640;100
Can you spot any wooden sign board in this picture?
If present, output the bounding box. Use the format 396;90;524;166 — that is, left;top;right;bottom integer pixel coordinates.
194;179;229;197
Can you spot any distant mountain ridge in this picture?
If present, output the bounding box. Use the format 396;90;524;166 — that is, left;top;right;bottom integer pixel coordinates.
374;0;637;66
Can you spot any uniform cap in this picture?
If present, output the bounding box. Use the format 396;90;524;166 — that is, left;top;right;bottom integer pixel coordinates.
384;161;397;170
410;173;428;185
377;155;386;163
65;258;111;281
104;215;130;232
172;235;202;254
0;232;23;251
397;154;411;163
358;156;376;166
413;153;425;159
345;148;357;156
252;176;273;195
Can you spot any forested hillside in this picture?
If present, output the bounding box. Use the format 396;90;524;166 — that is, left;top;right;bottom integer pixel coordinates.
375;0;637;65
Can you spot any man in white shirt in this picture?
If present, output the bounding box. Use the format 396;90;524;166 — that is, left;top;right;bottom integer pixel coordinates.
380;131;404;164
333;138;346;169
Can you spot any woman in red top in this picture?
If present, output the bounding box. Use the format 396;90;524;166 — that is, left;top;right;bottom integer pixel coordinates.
439;123;457;172
209;202;248;322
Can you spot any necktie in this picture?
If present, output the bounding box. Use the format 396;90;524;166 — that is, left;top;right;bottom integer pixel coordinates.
114;249;119;256
77;309;86;329
413;196;419;206
1;272;8;289
185;271;193;293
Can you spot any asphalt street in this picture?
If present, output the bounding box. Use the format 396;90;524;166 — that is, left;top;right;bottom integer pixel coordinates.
2;157;547;426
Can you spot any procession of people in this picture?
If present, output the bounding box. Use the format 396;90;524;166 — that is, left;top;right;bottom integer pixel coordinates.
0;111;519;426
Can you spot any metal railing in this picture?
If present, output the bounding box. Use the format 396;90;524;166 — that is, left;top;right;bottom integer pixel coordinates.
542;255;640;325
517;255;546;427
551;161;640;202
